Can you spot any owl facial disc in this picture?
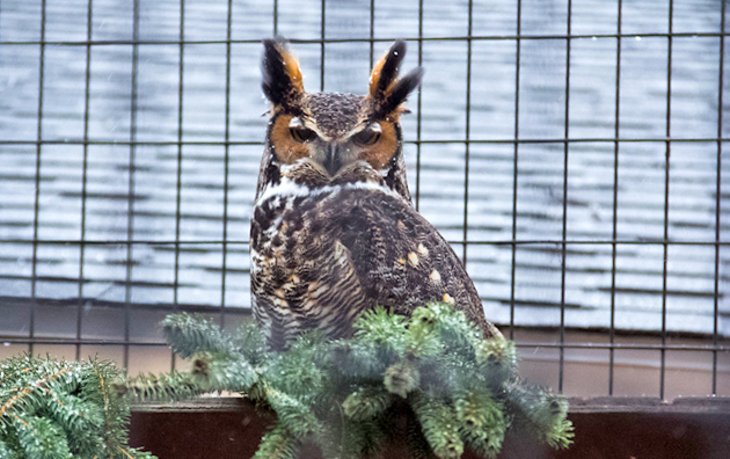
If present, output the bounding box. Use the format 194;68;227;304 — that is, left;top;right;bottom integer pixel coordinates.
259;38;423;197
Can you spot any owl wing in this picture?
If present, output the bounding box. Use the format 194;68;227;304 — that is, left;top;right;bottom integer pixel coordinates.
251;186;499;348
329;188;499;338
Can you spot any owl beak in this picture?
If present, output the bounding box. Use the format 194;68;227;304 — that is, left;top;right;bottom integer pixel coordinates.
323;143;342;176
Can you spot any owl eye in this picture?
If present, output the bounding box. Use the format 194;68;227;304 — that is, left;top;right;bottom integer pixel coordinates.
288;117;316;143
353;123;382;146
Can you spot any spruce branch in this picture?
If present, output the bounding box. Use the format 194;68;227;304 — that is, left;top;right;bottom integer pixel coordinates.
125;303;573;458
123;371;205;403
411;395;464;459
14;415;73;459
352;307;408;355
0;439;16;459
508;383;575;449
161;313;237;359
234;322;269;365
342;387;392;421
383;360;420;399
0;355;152;458
192;354;259;393
253;424;299;459
263;386;323;439
454;390;506;458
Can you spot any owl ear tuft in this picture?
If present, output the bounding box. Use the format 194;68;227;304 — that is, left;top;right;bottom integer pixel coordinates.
369;40;406;98
368;41;423;119
262;38;305;110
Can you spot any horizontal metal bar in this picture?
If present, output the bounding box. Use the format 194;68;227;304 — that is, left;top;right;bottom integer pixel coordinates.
0;137;728;147
0;31;728;47
0;337;170;346
0;140;264;146
515;341;730;352
2;336;727;352
0;239;727;246
415;137;730;145
0;295;252;315
0;239;250;245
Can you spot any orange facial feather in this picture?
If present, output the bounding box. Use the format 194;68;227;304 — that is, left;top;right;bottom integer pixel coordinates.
359;121;398;170
270;114;310;163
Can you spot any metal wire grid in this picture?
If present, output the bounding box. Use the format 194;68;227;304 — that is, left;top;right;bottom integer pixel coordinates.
0;0;727;398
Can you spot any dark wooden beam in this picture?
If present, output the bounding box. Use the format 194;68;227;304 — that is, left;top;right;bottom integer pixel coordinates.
130;397;730;459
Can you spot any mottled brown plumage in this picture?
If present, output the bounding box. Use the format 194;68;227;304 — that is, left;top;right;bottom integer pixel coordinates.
251;38;500;349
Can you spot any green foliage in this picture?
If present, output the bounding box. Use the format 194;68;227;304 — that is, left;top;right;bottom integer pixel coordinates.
412;395;464;458
0;354;155;459
508;383;575;449
454;391;506;458
132;303;574;458
342;387;391;421
161;313;237;359
383;360;420;398
253;424;298;459
124;371;205;403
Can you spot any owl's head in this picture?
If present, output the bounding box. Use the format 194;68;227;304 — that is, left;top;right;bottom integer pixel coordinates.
257;38;423;201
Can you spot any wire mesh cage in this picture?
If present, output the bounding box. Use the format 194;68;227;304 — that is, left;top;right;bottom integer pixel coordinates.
0;0;728;400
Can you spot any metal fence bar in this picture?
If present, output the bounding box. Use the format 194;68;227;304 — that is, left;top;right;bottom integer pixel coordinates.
509;0;522;342
414;0;424;210
76;0;94;361
368;0;374;67
171;0;187;371
124;0;141;370
3;336;727;353
558;0;574;394
173;0;186;311
29;0;47;356
660;0;675;400
2;239;728;247
220;0;234;329
0;0;726;399
2;31;729;47
4;136;728;146
0;297;253;315
462;0;473;264
320;0;325;91
273;0;278;35
712;0;726;396
608;0;623;397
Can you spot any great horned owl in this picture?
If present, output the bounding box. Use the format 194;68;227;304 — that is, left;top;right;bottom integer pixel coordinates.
251;38;500;349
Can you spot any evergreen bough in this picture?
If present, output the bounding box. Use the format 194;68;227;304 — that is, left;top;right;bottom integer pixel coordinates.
129;303;574;458
0;354;155;459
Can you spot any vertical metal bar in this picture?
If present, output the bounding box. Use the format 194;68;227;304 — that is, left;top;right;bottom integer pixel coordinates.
273;0;278;35
712;0;725;396
609;0;623;396
220;0;233;328
462;0;473;264
369;0;375;67
76;0;94;361
30;0;47;355
558;0;573;394
172;0;186;370
509;0;522;340
415;0;424;210
320;0;325;92
659;0;674;401
124;0;141;370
